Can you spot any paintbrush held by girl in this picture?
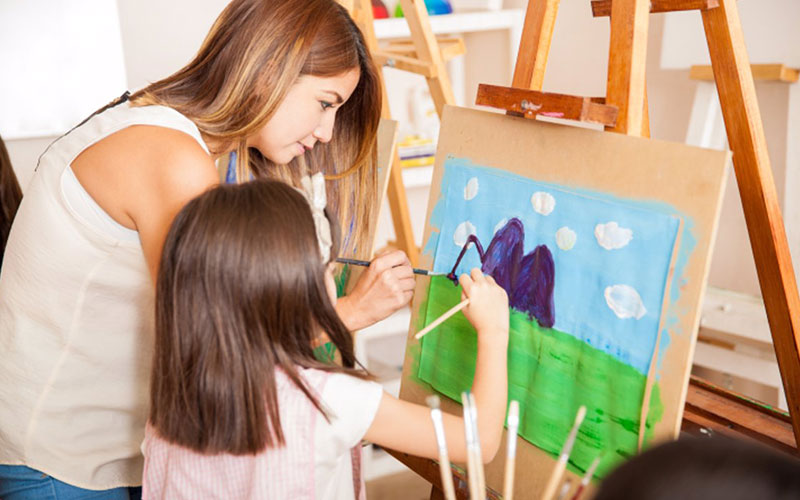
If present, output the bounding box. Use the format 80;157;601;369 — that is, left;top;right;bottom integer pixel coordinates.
141;179;510;499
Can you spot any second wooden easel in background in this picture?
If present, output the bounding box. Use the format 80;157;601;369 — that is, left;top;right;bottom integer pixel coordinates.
388;0;800;498
343;0;464;265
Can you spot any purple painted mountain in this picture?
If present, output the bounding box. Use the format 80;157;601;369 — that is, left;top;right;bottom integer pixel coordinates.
446;218;555;328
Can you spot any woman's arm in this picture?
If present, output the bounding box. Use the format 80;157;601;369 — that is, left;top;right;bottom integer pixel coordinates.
363;269;509;463
71;126;219;282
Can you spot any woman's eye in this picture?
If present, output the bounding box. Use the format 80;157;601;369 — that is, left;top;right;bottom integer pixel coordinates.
320;101;334;110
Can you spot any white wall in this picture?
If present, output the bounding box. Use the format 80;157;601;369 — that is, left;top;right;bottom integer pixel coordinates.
5;0;229;189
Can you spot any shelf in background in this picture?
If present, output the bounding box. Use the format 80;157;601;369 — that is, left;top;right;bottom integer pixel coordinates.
374;9;524;39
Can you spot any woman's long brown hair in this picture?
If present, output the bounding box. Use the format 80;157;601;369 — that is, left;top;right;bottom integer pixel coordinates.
131;0;381;256
0;134;23;263
151;180;367;454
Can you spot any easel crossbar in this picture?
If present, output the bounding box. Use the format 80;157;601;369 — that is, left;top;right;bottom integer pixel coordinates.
591;0;719;17
476;84;618;126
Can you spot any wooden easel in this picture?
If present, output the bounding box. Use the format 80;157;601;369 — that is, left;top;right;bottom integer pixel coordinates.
344;0;463;265
388;0;800;497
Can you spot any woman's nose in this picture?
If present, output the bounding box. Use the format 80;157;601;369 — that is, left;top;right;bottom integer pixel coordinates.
313;113;335;143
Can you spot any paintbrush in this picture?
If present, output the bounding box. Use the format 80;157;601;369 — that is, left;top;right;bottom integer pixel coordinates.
427;395;457;500
462;391;481;500
555;479;573;500
569;455;602;500
468;392;486;498
415;299;470;339
335;257;444;276
541;406;587;500
503;400;520;500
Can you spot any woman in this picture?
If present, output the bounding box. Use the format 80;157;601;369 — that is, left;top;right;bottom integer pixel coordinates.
0;0;414;497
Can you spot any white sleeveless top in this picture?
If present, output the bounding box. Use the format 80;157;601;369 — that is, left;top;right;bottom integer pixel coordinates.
0;102;209;489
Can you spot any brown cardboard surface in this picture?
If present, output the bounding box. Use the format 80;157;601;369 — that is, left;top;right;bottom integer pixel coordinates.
398;105;730;496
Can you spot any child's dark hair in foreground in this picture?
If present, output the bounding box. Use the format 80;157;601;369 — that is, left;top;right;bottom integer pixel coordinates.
150;178;362;454
595;435;800;500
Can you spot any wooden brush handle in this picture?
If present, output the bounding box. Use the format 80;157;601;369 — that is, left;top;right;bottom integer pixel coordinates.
415;299;470;339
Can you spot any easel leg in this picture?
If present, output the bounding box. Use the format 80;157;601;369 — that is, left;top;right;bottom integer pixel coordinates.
605;0;650;135
511;0;560;90
702;0;800;444
386;154;420;266
399;0;456;115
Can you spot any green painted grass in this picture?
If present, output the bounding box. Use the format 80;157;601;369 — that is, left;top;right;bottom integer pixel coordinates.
417;276;663;478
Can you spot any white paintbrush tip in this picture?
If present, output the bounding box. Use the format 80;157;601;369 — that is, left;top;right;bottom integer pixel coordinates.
507;400;520;428
575;405;587;426
560;405;587;459
581;455;602;485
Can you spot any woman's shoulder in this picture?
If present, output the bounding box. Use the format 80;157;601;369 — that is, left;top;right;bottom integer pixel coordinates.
116;124;213;175
75;122;216;193
69;108;218;231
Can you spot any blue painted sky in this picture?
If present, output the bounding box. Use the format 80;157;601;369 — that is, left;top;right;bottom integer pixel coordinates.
427;158;683;375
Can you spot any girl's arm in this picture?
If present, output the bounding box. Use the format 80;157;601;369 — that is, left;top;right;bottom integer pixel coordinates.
363;269;509;463
71;126;219;282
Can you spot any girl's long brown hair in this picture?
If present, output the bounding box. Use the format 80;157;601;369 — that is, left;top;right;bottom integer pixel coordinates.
151;180;366;454
131;0;381;256
0;134;23;263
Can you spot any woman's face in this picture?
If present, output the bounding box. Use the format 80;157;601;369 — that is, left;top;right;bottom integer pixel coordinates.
248;68;361;164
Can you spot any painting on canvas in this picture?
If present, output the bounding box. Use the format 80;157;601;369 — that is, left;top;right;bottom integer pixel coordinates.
399;106;729;494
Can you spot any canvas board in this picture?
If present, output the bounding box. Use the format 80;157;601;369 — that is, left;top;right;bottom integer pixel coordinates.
399;105;729;495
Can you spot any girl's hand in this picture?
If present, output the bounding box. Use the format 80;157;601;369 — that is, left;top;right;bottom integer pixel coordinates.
336;250;415;330
459;268;509;341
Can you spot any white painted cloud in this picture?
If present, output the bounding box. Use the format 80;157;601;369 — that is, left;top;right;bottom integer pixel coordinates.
493;218;508;235
604;285;647;320
594;221;633;250
454;221;477;247
531;191;555;215
464;177;479;200
556;227;577;250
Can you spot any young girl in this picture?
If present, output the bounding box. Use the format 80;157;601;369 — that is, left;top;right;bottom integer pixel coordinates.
142;179;510;499
0;0;413;496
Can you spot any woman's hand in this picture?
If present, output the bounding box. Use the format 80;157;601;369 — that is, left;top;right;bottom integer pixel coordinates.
336;250;415;330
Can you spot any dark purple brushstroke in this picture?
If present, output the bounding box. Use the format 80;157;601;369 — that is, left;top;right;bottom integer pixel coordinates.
446;217;555;328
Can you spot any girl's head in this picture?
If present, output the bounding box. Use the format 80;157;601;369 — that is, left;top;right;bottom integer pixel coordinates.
594;436;800;500
132;0;381;255
151;179;362;454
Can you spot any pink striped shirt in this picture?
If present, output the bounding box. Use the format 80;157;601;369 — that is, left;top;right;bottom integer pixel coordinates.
142;368;383;499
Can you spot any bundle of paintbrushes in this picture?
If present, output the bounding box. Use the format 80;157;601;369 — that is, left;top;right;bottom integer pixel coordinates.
425;397;600;499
